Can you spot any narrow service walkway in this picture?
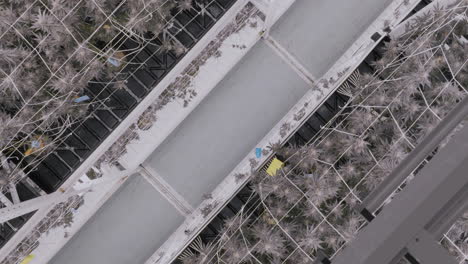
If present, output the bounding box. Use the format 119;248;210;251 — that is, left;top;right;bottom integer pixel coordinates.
270;0;393;77
50;175;184;264
144;40;310;208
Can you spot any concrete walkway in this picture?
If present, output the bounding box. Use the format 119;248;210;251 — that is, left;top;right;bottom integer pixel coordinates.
271;0;393;78
144;40;310;208
50;175;184;264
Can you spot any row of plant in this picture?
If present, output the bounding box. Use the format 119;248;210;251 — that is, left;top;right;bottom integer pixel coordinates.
178;2;467;263
0;0;196;188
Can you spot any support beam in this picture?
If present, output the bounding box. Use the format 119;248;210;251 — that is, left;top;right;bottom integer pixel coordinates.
139;165;194;216
332;121;468;264
1;154;46;204
0;192;13;207
406;230;457;264
358;96;468;216
0;154;9;169
22;177;47;196
0;168;134;224
0;188;90;224
264;35;316;86
8;183;20;204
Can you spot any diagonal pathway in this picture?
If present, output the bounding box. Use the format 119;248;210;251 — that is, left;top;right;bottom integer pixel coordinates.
144;40;310;208
50;176;184;264
270;0;393;77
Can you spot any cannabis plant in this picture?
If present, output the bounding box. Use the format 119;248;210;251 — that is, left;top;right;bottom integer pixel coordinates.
0;0;183;186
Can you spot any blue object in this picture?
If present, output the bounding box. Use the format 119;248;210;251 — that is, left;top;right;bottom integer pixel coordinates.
31;140;40;148
255;148;262;158
74;95;90;103
107;57;121;67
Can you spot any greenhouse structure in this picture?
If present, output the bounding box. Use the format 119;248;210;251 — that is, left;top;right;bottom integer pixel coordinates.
0;0;466;264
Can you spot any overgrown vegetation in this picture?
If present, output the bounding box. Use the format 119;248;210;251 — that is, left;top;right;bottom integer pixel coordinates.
443;210;468;262
4;194;84;264
0;0;182;187
179;2;467;263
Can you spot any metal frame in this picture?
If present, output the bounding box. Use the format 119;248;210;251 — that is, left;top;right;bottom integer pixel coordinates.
357;96;468;219
333;109;468;264
0;169;133;224
139;165;194;216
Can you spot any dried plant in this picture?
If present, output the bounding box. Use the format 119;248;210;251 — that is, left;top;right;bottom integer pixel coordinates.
0;0;175;186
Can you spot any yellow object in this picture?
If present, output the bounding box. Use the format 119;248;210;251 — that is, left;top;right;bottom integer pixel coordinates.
24;148;33;156
266;158;284;176
115;51;125;59
20;255;34;264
